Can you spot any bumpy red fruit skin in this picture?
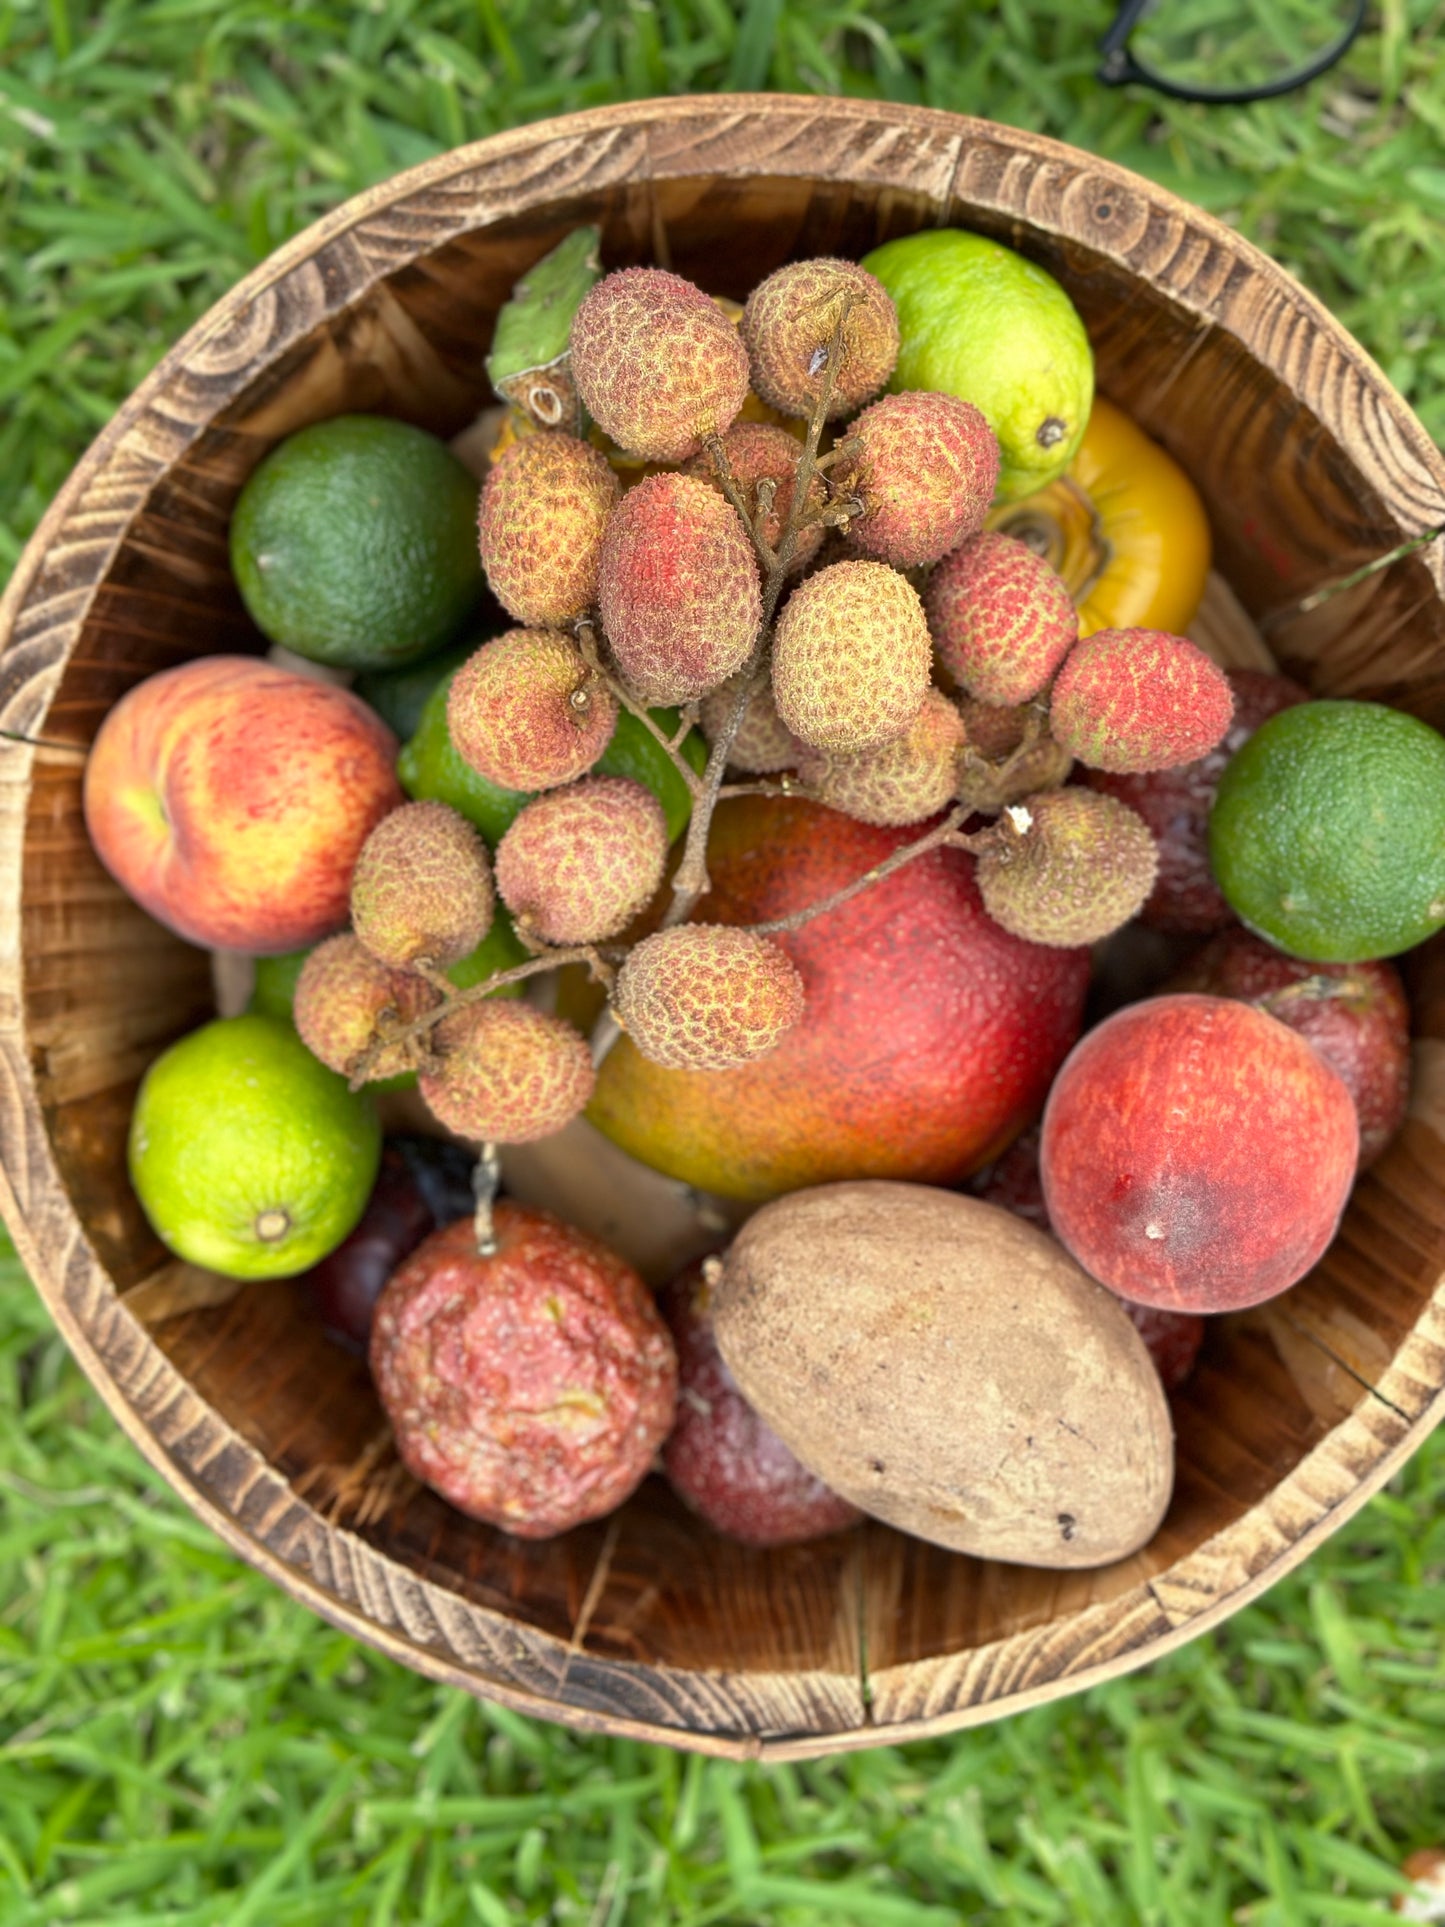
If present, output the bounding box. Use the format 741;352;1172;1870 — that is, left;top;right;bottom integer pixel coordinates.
447;629;616;792
970;1127;1203;1390
1084;669;1310;932
370;1206;677;1537
700;676;803;775
1166;927;1411;1169
1040;994;1359;1313
615;926;806;1072
772;560;932;753
294;933;439;1080
419;1000;595;1142
597;472;761;706
478;433;620;625
350;800;494;969
1050;629;1235;774
660;1263;863;1545
926;531;1078;706
741;258;899;420
495;776;668;944
591;796;1091;1199
844;391;1000;569
796;687;965;826
684;422;824;572
570;267;750;463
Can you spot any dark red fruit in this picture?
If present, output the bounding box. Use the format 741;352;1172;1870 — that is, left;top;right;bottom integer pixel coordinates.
370;1204;677;1537
970;1127;1203;1389
1166;927;1411;1168
660;1262;862;1546
303;1136;474;1350
1083;668;1309;933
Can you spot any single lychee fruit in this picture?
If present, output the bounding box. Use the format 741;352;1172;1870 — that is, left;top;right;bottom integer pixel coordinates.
926;530;1078;706
477;432;620;625
294;933;440;1081
841;391;1000;568
447;629;616;792
495;776;669;944
797;688;965;826
1083;667;1310;931
772;560;931;753
614;926;805;1072
1050;628;1235;774
741;259;899;420
976;788;1159;947
683;421;824;571
597;471;761;706
570;267;750;463
700;675;803;775
350;801;494;969
418;1000;595;1142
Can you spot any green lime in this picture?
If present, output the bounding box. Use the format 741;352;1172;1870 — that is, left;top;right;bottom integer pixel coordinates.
1209;700;1445;963
249;949;310;1022
398;665;707;845
354;637;479;740
230;415;483;670
861;229;1094;501
129;1014;381;1279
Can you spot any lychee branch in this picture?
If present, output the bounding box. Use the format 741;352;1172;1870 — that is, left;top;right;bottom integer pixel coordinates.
574;619;705;800
344;945;615;1091
743;805;988;939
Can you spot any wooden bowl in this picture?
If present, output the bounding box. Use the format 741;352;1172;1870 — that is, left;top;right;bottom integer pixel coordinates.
3;96;1444;1760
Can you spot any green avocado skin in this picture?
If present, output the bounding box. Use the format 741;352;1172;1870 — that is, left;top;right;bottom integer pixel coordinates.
397;664;707;846
230;415;483;670
1209;699;1445;963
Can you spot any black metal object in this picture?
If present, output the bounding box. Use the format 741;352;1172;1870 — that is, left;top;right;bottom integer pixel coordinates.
1097;0;1368;105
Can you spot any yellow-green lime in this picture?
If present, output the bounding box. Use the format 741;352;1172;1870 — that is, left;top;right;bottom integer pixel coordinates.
1209;700;1445;962
129;1014;381;1278
398;664;707;845
230;415;483;670
861;229;1094;501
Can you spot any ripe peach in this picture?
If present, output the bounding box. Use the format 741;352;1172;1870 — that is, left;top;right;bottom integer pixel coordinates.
1040;994;1358;1313
84;655;402;955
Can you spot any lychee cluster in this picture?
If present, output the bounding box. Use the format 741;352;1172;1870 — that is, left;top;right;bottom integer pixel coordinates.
284;240;1251;1150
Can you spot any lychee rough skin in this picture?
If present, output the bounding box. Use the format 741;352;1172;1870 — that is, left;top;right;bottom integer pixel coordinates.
772;559;932;753
570;267;750;463
741;258;900;421
683;421;824;572
495;776;669;944
843;391;1001;569
369;1205;677;1538
797;688;965;827
614;925;806;1072
419;1000;595;1142
447;629;616;793
478;432;620;626
660;1263;863;1546
1050;628;1235;774
700;675;803;775
350;801;495;969
976;787;1159;948
294;933;439;1081
926;530;1079;707
597;472;761;706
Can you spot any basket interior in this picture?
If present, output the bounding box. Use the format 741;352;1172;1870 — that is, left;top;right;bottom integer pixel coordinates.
22;167;1445;1692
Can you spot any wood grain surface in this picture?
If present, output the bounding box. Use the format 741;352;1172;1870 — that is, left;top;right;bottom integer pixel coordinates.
2;96;1444;1757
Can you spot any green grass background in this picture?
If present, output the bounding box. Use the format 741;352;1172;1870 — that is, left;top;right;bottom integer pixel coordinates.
4;2;1445;1919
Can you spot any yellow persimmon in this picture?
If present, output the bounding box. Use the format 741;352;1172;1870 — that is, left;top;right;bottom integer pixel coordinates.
987;396;1211;637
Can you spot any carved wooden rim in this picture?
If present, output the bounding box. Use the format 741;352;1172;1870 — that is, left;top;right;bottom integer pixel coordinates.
2;96;1444;1757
